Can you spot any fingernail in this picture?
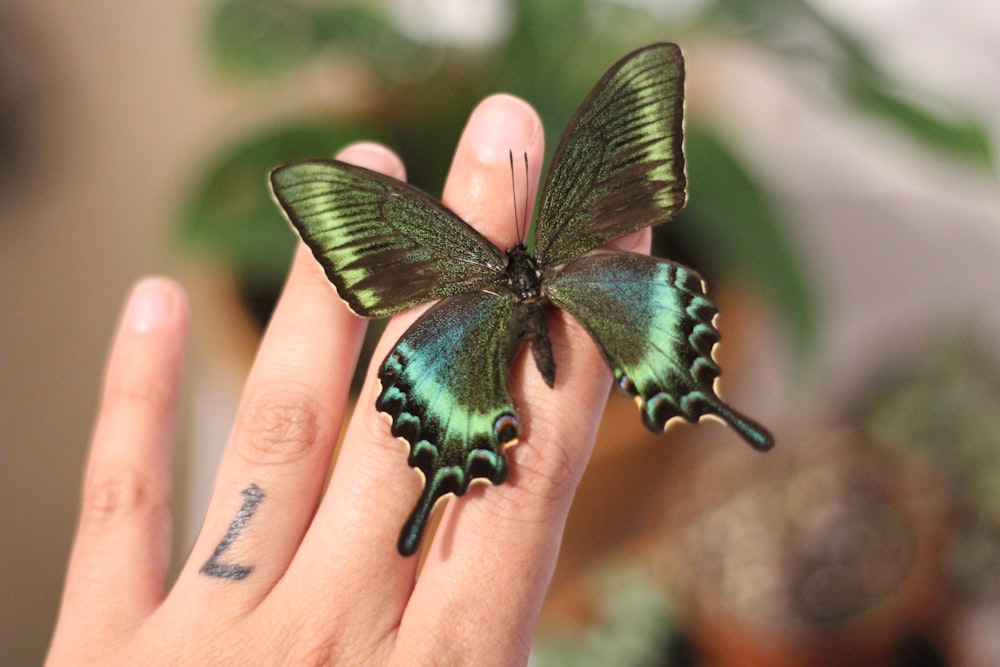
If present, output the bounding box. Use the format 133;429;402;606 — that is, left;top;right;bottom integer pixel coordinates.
467;95;538;164
123;277;174;333
337;142;407;180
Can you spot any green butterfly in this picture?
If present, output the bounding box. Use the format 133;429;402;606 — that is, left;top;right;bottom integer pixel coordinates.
269;43;773;556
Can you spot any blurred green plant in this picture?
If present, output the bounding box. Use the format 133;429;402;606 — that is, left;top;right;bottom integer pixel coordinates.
701;0;992;167
182;0;993;360
184;122;380;303
859;336;1000;604
531;562;687;667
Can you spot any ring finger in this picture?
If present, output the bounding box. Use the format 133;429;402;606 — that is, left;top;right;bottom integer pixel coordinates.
167;144;407;611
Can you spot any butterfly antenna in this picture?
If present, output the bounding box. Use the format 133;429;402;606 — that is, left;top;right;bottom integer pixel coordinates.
522;152;530;241
509;150;523;242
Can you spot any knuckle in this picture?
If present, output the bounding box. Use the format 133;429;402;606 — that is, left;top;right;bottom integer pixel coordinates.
355;386;406;459
281;612;357;667
105;372;171;411
365;405;402;456
82;468;166;526
288;636;337;667
504;428;584;515
234;382;324;466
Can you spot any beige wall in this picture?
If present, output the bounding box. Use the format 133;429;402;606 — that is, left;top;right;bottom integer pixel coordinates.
1;3;251;662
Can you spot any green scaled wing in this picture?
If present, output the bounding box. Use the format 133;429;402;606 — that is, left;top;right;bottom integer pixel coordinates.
545;250;773;451
376;290;523;556
270;160;506;317
534;43;686;267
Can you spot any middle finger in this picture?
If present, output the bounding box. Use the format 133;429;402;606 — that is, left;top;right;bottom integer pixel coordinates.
168;144;405;614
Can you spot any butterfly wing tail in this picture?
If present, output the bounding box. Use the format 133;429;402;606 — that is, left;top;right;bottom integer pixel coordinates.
398;469;451;557
704;397;775;451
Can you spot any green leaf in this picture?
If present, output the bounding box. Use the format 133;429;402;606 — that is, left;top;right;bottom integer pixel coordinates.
846;74;993;169
700;0;994;170
181;122;380;292
208;0;429;77
208;0;322;73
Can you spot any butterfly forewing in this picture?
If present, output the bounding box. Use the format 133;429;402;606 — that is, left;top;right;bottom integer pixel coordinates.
376;290;523;555
534;43;687;267
545;250;773;451
270;160;507;317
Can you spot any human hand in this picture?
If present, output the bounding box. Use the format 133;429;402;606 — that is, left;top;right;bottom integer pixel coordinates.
46;94;651;666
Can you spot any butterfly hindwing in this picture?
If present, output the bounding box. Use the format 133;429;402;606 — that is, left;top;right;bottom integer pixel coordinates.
534;43;687;266
270;160;506;316
376;290;523;555
545;250;773;451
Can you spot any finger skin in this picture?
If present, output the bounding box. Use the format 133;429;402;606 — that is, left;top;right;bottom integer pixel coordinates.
48;277;189;662
169;144;407;613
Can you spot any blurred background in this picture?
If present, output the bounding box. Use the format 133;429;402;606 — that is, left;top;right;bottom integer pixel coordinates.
2;1;999;664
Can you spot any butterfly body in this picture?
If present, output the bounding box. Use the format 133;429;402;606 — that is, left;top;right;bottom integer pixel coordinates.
270;43;774;557
503;243;557;387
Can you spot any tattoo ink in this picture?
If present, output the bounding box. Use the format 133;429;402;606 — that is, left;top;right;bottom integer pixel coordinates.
200;483;265;581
